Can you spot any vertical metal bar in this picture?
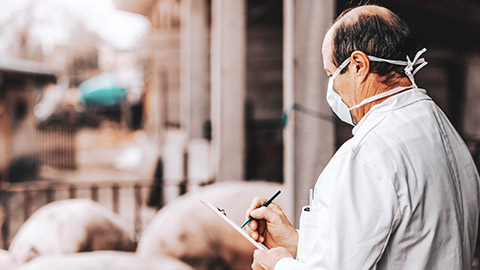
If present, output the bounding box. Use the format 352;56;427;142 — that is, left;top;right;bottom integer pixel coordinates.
57;127;60;169
155;178;164;209
49;128;52;167
47;128;50;167
63;127;66;169
52;127;55;167
134;183;142;241
23;188;30;221
69;128;73;170
60;127;63;169
91;185;98;202
58;127;61;169
179;179;188;196
182;150;189;195
69;185;76;199
65;127;69;169
58;127;62;169
71;127;74;169
63;127;67;170
112;184;120;214
1;189;10;249
46;186;54;203
53;127;57;168
45;128;49;167
72;127;77;170
148;159;164;209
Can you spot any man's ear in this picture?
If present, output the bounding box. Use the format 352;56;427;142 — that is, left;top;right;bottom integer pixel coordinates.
350;50;370;82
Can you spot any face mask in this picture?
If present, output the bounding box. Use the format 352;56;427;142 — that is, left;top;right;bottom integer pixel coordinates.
326;48;428;126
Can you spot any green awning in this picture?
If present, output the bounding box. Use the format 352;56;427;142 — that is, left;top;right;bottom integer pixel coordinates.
79;73;126;106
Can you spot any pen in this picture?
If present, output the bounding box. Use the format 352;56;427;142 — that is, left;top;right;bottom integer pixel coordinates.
240;190;281;228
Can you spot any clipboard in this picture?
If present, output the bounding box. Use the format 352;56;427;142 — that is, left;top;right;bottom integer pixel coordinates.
200;200;268;250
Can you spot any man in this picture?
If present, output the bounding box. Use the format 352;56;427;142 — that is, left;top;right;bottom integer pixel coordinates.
246;5;480;270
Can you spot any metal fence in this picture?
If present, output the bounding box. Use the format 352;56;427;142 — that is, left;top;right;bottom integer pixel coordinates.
0;178;214;250
35;125;77;171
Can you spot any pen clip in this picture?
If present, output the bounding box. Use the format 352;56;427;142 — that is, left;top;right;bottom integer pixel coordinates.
309;189;313;206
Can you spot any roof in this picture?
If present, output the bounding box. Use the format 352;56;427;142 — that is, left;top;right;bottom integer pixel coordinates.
0;56;56;77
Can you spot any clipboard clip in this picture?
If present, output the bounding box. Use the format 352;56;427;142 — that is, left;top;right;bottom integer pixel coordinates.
216;207;227;216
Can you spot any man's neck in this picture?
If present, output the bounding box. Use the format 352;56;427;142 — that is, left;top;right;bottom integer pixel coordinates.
351;76;412;124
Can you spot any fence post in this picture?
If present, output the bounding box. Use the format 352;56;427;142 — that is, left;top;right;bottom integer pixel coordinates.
1;189;10;249
134;183;141;241
112;184;120;214
147;159;164;209
24;189;31;221
46;186;54;203
179;179;188;196
91;185;99;202
69;185;76;199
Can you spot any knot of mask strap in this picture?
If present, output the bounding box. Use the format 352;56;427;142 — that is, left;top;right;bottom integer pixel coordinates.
404;48;428;88
367;48;428;88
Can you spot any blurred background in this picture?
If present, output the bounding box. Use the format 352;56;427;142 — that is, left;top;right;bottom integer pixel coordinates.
0;0;479;269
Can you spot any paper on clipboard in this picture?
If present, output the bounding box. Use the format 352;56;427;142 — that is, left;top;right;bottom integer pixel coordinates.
200;200;268;250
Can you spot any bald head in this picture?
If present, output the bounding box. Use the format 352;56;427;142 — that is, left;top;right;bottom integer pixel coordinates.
335;5;395;26
322;5;417;83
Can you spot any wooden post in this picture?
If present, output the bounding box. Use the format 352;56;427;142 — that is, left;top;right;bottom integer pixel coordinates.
180;0;210;140
210;0;246;181
283;0;335;224
0;97;10;185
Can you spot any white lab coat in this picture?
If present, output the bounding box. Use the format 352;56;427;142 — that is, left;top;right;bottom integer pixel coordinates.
275;89;480;269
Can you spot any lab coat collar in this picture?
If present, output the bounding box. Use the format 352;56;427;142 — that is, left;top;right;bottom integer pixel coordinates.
352;88;430;136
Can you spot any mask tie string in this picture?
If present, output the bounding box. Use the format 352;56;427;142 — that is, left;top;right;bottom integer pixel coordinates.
404;48;428;88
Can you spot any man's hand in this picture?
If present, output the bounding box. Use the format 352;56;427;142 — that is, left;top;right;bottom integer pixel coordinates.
245;197;298;257
252;247;293;270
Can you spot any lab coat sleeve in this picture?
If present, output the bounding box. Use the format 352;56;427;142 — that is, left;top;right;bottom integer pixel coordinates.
274;151;401;269
275;257;304;270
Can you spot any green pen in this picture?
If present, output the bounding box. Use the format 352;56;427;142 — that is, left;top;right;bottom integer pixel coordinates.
240;190;282;229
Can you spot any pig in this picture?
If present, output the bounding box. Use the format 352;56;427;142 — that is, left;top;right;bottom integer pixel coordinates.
16;251;193;270
9;199;136;264
137;181;288;270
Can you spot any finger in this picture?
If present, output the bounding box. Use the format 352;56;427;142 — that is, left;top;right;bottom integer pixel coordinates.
267;201;282;212
244;219;261;238
249;219;258;231
249;231;259;241
258;235;265;243
250;197;268;210
244;219;258;237
255;220;266;243
246;197;267;220
251;260;263;270
252;249;266;270
250;206;278;223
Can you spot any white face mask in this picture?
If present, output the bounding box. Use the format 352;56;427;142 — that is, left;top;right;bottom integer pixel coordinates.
326;48;428;126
